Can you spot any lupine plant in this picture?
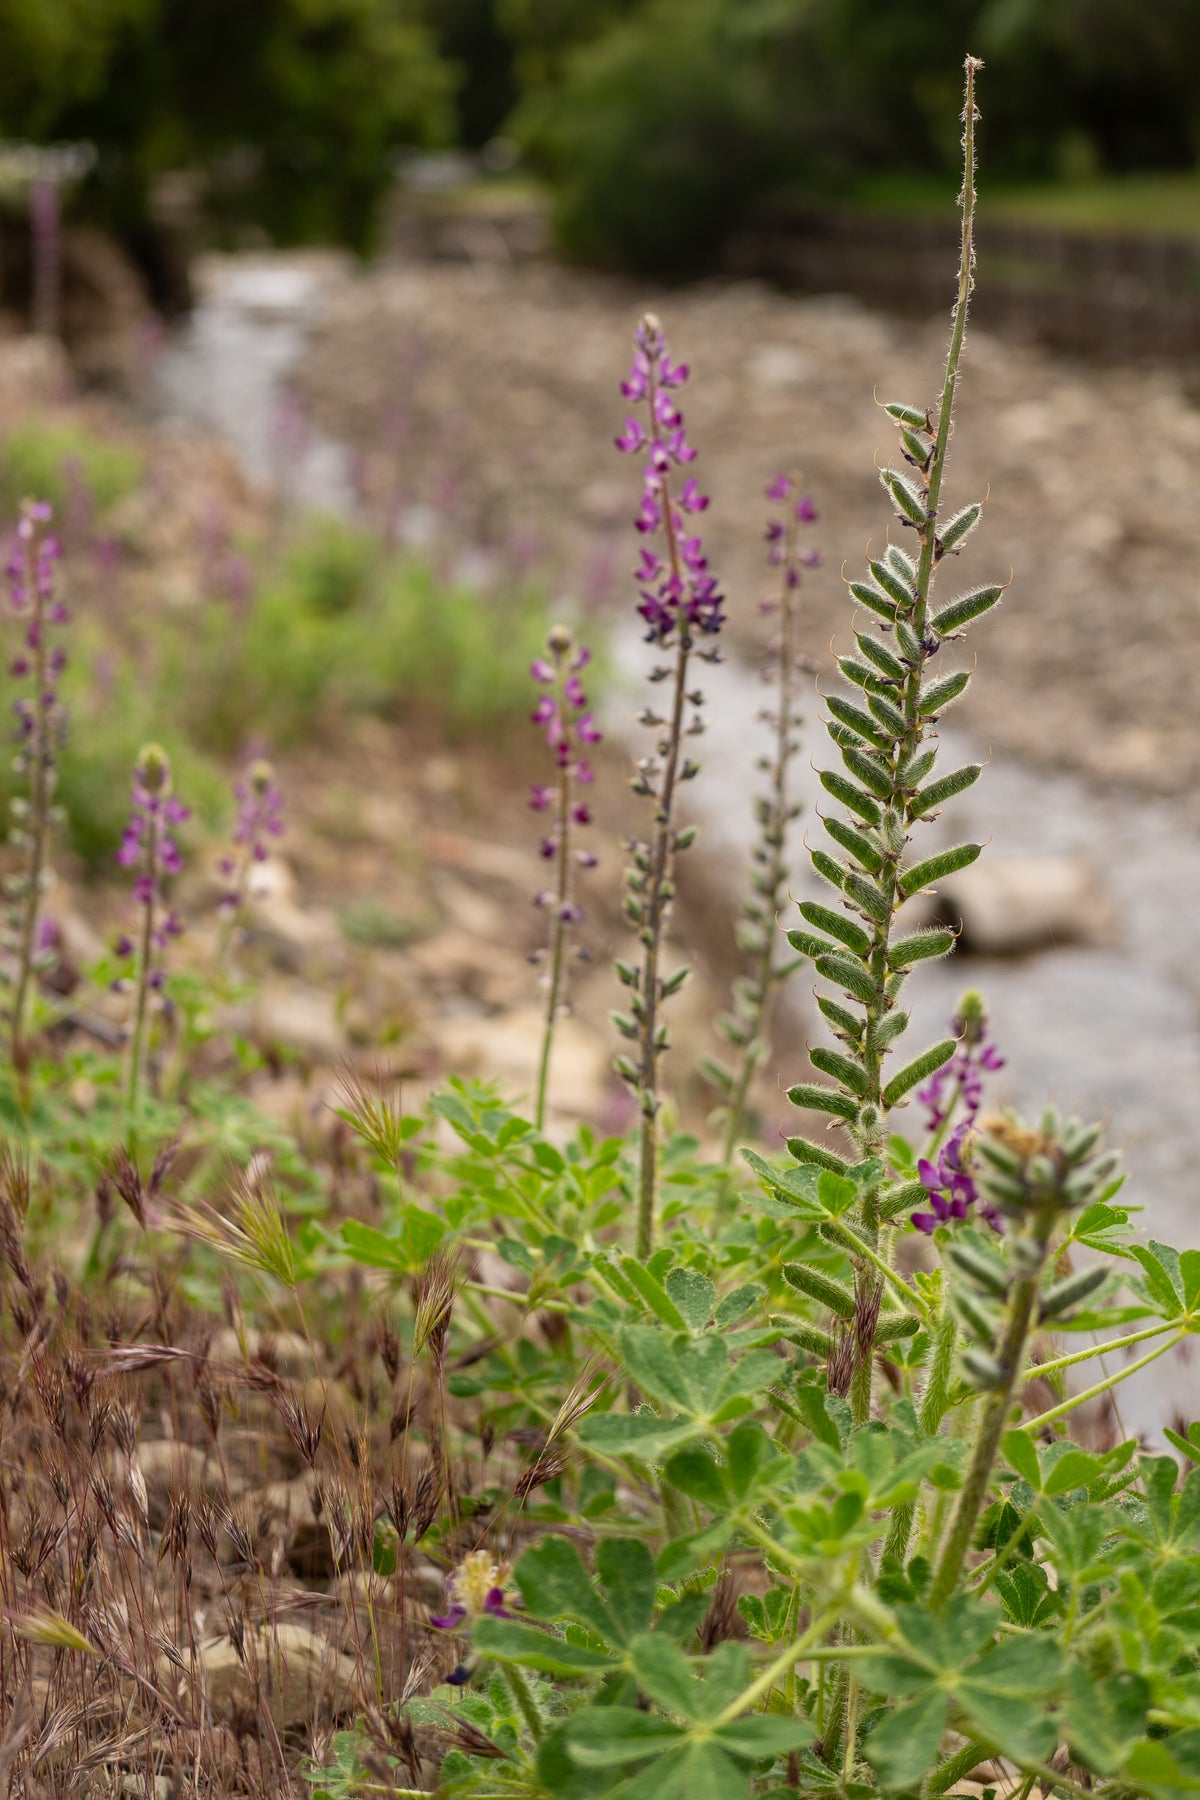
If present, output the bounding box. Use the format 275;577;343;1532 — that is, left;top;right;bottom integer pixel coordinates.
115;742;188;1120
705;472;820;1162
5;53;1200;1800
3;499;65;1071
528;625;600;1129
613;314;723;1257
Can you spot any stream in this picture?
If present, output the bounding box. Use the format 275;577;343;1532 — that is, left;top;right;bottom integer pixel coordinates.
156;254;1200;1437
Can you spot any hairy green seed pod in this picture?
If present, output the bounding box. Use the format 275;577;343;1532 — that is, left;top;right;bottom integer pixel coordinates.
979;1171;1030;1212
961;1347;1006;1391
910;764;982;818
842;746;895;802
879;811;908;857
815;951;878;1007
889;928;956;968
614;1054;639;1086
847;580;896;623
919;670;972;716
782;1261;856;1319
856;633;907;682
932;584;1005;635
823;815;884;874
867;692;908;739
882;1038;957;1106
1039;1263;1107;1322
1009;1235;1046;1272
879;1178;928;1222
819;769;881;826
787;1135;849;1174
880;468;929;526
886;544;918;581
615;959;640;988
810;1045;870;1097
895;617;924;663
1026;1154;1058;1190
1062;1120;1103;1164
938;502;983;553
901;427;933;467
869;557;916;609
896;745;938;790
780;1320;835;1358
660;966;691;999
698;1056;732;1093
945;1239;1009;1297
828;694;891;748
869;1009;909;1050
787;1082;860;1123
899;842;982;897
954;1288;1000;1348
884;401;930;428
788;927;837;961
838;656;889;696
674;823;699;851
610;1011;639;1040
799;900;871;957
976;1136;1024;1176
817;996;865;1042
811;849;848;891
876;1312;920;1344
842;876;891;930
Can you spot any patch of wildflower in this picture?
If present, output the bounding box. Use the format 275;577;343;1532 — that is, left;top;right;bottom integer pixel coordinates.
918;988;1005;1133
529;625;598;1129
4;499;66;1066
614;315;724;1257
115;744;187;1118
430;1549;512;1632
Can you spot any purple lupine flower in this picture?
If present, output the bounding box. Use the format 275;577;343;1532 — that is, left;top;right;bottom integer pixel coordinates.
430;1551;513;1633
615;315;724;645
217;759;284;921
911;1120;1002;1234
918;991;1005;1133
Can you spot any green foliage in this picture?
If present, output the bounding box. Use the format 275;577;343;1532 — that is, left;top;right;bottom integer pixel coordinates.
0;419;142;519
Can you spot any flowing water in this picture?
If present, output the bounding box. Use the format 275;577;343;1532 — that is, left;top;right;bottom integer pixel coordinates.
157;255;1200;1436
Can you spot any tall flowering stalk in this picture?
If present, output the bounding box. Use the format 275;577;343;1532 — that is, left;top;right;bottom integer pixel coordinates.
5;500;66;1070
116;745;187;1120
613;314;723;1258
528;626;599;1130
706;474;819;1163
216;758;284;958
784;57;1002;1421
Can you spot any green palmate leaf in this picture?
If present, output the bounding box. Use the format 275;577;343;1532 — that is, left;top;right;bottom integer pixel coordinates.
712;1715;814;1759
848;578;897;623
956;1636;1064;1759
564;1710;687;1767
865;1687;948;1788
618;1256;690;1330
514;1536;622;1641
596;1540;659;1641
809;1046;870;1096
918;669;971;715
664;1444;727;1511
1128;1241;1193;1320
579;1411;699;1457
815;950;878;1006
664;1267;716;1334
882;1039;956;1106
819;768;881;825
899;842;981;896
823;814;884;873
889;928;956;968
910;763;982;816
629;1632;705;1718
472;1615;615;1677
797;901;871;956
1062;1665;1152;1776
787;1081;859;1123
933;583;1005;634
1002;1429;1042;1489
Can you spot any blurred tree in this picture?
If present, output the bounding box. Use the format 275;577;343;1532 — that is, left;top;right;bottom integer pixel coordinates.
424;0;517;149
0;0;455;252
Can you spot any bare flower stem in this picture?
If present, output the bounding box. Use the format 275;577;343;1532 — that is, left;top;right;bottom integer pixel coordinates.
534;690;574;1132
126;811;159;1126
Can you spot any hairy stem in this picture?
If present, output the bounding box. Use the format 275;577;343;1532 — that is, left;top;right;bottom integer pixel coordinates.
126;812;159;1125
930;1200;1054;1609
10;542;49;1076
534;690;573;1132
